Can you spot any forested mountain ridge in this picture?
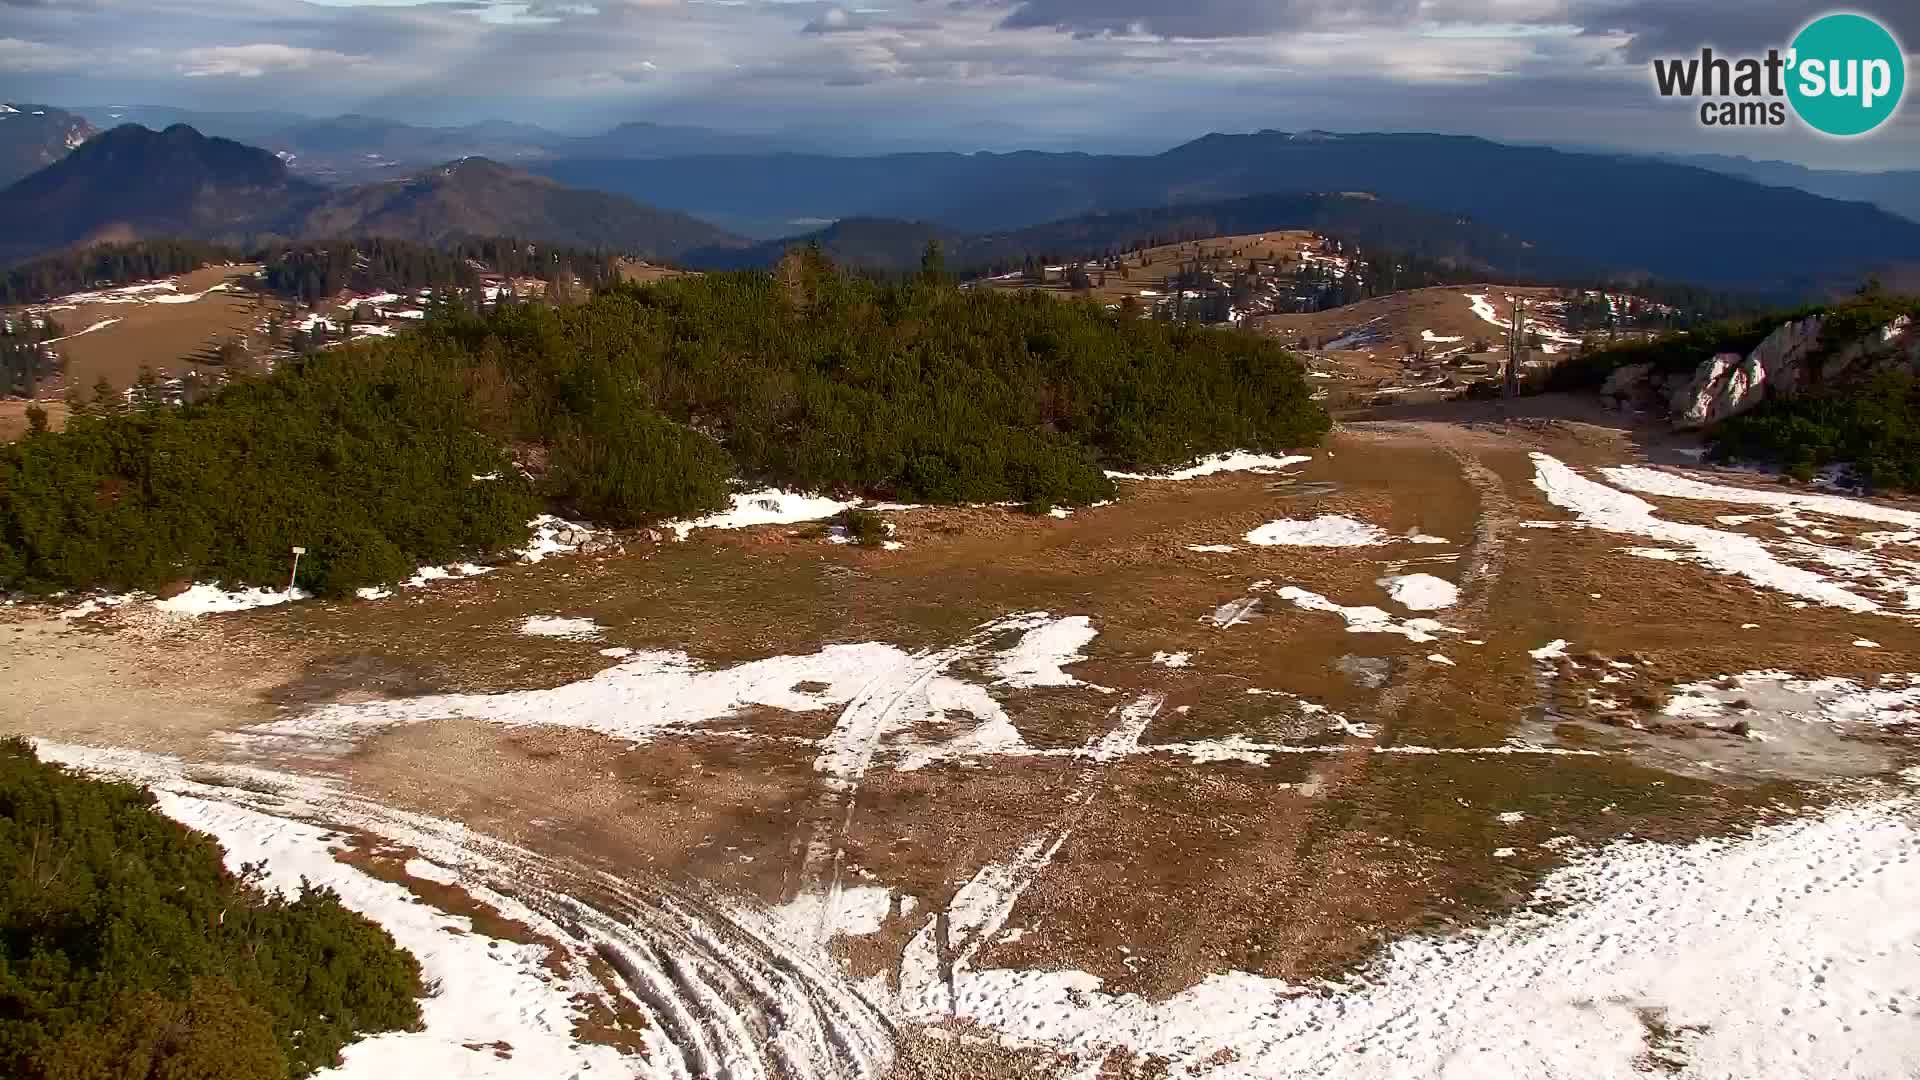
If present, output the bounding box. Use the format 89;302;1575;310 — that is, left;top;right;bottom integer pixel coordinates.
683;192;1542;278
0;125;744;267
540;130;1920;296
0;124;323;266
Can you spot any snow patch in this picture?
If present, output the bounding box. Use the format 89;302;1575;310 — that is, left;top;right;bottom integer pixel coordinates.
517;515;593;563
1466;292;1506;329
38;317;121;344
518;616;603;641
403;562;493;589
1271;586;1460;642
1529;453;1881;613
1106;451;1310;482
1602;466;1920;529
893;785;1920;1078
669;489;854;540
1245;514;1389;547
1378;573;1459;611
991;615;1098;689
154;584;306;615
771;885;897;942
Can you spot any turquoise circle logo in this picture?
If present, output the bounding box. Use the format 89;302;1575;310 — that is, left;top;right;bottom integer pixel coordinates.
1788;13;1905;136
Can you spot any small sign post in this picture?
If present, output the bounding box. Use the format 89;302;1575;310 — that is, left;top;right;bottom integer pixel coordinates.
289;546;306;595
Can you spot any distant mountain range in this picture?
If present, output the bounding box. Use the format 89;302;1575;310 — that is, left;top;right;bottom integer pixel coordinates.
1653;152;1920;225
0;124;744;266
73;106;819;185
0;104;97;187
7;119;1919;298
683;193;1544;278
541;131;1920;295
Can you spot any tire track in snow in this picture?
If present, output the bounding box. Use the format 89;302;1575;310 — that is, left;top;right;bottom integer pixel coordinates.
792;613;1054;944
902;694;1165;1020
39;742;895;1080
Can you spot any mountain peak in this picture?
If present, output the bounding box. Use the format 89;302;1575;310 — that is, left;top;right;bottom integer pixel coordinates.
0;122;322;264
426;156;547;186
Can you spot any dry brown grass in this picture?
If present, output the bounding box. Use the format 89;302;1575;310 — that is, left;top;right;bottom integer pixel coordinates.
3;419;1913;1018
0;399;67;442
615;259;696;285
975;229;1320;307
1253;284;1522;357
11;264;280;399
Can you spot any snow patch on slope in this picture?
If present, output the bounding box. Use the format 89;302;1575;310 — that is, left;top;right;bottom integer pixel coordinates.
518;615;603;641
1245;515;1389;547
1106;451;1310;482
1378;573;1459;611
669;490;854;540
1529;453;1881;613
991;615;1099;689
896;784;1920;1078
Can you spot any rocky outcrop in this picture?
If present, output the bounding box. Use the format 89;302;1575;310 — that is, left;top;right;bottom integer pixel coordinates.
1599;313;1917;429
1820;314;1913;383
1599;362;1658;412
1669;316;1823;429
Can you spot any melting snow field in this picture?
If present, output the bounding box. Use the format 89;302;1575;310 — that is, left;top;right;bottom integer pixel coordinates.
30;573;1920;1077
37;742;891;1080
33;280;235;309
896;778;1920;1078
1528;454;1910;615
235;613;1113;769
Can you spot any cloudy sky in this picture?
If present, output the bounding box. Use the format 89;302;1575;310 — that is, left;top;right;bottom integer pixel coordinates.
3;0;1915;167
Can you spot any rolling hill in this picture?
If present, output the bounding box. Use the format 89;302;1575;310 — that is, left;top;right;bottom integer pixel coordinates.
541;130;1920;296
296;157;742;255
0;125;744;266
0;104;95;188
683;192;1543;278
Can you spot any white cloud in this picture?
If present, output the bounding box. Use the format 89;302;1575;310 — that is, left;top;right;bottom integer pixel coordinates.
177;43;365;78
0;37;94;74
